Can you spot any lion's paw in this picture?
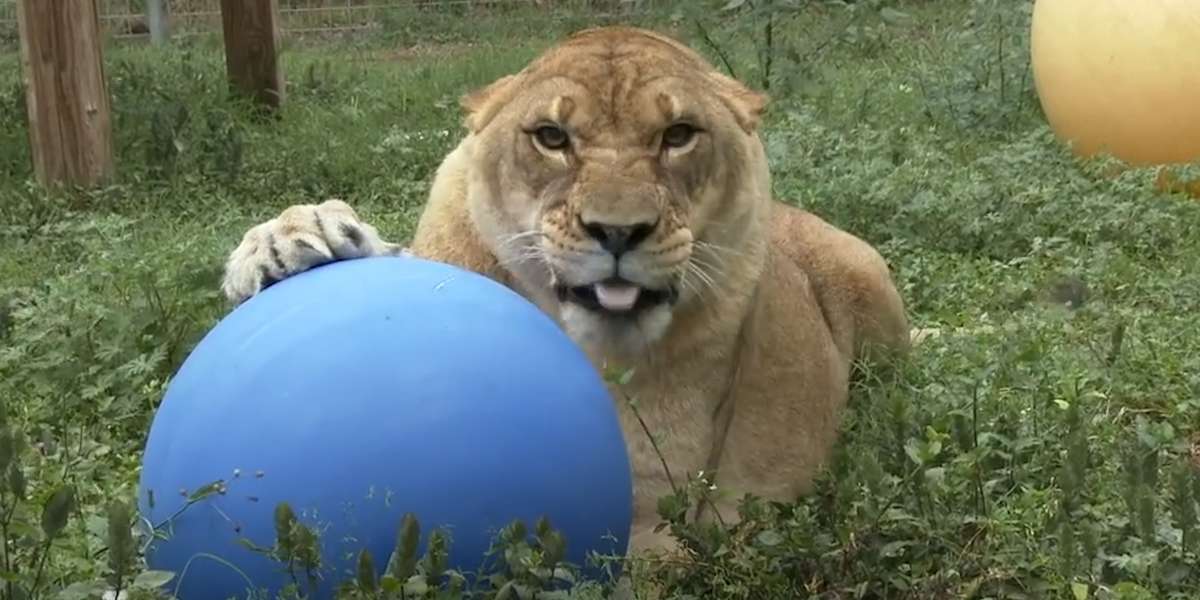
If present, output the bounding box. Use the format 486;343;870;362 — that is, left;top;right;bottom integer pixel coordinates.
220;199;408;304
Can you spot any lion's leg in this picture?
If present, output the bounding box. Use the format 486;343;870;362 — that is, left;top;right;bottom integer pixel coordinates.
767;204;910;361
686;253;852;526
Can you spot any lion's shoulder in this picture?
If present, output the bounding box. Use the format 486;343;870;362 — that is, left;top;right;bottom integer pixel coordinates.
410;141;506;281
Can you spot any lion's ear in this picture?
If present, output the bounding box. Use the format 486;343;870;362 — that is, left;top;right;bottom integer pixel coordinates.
710;72;768;134
461;74;519;134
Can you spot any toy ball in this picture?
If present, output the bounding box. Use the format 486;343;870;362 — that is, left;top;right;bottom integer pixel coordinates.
1030;0;1200;166
137;256;632;599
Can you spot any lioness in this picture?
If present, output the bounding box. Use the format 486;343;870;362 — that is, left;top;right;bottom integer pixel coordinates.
220;26;910;554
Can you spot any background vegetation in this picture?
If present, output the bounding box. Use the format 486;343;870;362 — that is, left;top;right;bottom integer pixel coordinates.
1;1;1199;598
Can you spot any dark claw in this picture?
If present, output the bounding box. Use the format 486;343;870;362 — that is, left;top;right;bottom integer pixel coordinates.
268;237;286;271
258;264;281;290
340;222;365;248
294;238;318;253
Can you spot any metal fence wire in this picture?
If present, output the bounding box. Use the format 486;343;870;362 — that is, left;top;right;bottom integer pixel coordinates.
0;0;654;41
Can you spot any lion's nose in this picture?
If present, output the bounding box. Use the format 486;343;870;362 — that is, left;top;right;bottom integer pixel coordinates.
579;217;657;256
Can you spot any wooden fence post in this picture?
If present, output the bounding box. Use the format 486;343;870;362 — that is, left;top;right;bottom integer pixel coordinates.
219;0;285;111
147;0;170;45
16;0;115;187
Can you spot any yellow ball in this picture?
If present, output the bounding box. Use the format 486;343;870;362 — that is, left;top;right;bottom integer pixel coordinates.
1030;0;1200;166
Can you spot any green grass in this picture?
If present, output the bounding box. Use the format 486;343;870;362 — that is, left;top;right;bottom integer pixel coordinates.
2;1;1200;598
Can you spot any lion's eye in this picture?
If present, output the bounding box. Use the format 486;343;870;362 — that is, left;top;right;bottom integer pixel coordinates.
662;123;698;149
533;125;570;150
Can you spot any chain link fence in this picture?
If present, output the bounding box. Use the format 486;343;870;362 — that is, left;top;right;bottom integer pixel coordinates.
0;0;656;42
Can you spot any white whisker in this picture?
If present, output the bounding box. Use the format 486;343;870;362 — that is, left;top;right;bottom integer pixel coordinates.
689;254;726;281
685;262;709;290
498;230;547;250
498;245;551;269
681;275;707;303
685;259;718;298
694;240;747;262
690;254;720;285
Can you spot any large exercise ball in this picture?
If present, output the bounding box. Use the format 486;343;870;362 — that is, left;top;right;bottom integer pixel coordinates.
137;256;632;599
1030;0;1200;166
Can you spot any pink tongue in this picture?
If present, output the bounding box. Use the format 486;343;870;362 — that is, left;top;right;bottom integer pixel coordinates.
594;282;641;311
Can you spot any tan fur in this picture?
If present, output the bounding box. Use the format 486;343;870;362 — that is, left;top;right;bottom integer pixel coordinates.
220;26;910;557
408;28;909;552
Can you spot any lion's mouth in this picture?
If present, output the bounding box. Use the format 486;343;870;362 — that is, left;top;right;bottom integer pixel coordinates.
556;279;677;315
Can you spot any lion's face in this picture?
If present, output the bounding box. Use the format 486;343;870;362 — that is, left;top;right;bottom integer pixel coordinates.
460;27;770;356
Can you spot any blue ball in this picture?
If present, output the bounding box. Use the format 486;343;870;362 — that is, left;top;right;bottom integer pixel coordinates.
138;256;632;599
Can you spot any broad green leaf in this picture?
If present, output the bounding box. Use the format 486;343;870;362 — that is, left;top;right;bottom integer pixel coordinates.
56;581;107;600
380;575;401;593
617;368;636;386
403;578;430;595
1071;582;1089;600
880;540;911;558
904;439;924;466
880;7;914;26
602;366;636;386
132;570;176;589
924;467;947;487
495;581;517;600
1113;582;1154;600
755;529;784;547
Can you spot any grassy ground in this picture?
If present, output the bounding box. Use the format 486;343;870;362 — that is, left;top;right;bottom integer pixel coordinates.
2;1;1199;598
